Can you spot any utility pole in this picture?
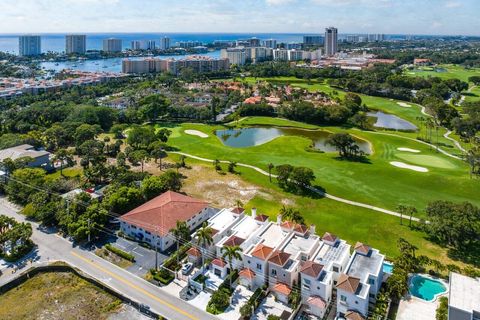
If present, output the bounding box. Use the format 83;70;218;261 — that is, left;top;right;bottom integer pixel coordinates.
155;227;159;271
87;218;91;243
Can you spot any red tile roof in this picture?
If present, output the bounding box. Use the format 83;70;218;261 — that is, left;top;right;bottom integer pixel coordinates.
336;274;361;294
212;258;227;268
322;232;337;243
354;242;371;255
239;268;255;280
120;191;208;236
280;221;295;230
294;224;308;235
251;244;274;260
255;214;269;222
345;311;365;320
223;235;245;247
307;296;327;309
187;247;201;257
231;207;245;214
272;283;292;296
300;261;324;278
268;250;291;266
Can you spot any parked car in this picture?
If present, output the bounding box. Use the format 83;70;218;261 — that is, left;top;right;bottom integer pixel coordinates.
181;262;194;275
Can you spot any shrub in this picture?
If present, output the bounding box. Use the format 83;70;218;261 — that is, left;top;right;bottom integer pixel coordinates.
436;297;448;320
105;244;135;262
206;287;231;315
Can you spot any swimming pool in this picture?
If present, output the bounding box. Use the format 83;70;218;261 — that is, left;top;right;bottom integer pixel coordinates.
383;262;394;274
409;275;447;301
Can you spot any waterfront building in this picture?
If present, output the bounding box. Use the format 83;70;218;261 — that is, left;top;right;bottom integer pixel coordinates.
178;41;202;49
286;42;302;50
221;48;247;65
303;35;323;46
273;49;290;61
325;27;338;56
346;35;360;43
131;40;155;50
264;39;277;49
66;35;86;54
122;56;230;75
103;38;122;52
159;37;171;50
18;35;41;56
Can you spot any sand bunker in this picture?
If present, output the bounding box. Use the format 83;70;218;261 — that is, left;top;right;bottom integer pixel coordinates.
397;102;412;108
185;130;209;138
390;161;429;172
397;147;420;153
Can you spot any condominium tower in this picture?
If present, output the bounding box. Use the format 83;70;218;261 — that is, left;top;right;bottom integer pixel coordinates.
18;35;41;56
325;27;338;56
103;38;122;52
65;35;86;54
159;37;171;50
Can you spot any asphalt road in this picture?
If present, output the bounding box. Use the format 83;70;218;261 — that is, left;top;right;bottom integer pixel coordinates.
0;198;217;320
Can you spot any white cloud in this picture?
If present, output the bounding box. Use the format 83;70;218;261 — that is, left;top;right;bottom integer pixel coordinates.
265;0;295;5
444;1;461;8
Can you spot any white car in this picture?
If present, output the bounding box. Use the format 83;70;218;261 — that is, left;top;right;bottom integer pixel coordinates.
181;262;193;275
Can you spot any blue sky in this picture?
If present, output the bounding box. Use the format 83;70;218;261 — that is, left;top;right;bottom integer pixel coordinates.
0;0;478;35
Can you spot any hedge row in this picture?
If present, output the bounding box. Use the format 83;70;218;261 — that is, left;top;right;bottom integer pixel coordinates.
105;244;135;262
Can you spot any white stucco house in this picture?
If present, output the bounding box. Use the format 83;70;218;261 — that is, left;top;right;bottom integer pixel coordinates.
119;191;216;252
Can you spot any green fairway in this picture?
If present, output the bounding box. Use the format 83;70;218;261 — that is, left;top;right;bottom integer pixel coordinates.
405;64;480;83
394;153;458;169
164;118;478;217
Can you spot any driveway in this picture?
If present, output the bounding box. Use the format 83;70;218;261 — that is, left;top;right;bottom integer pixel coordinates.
109;237;168;276
253;294;292;320
221;285;253;320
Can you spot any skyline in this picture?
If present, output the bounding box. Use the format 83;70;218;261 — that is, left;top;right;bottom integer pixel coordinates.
0;0;479;36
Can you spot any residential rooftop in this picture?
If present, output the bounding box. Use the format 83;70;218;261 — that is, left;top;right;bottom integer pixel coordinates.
346;246;384;284
449;272;480;314
207;208;240;234
283;233;318;258
312;239;351;269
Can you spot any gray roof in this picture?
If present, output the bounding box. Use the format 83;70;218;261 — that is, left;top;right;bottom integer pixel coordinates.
0;144;50;162
449;272;480;313
346;248;384;283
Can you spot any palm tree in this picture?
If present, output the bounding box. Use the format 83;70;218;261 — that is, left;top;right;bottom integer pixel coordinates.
196;222;214;266
213;159;221;171
408;206;417;227
396;205;407;226
53;148;75;177
221;245;243;287
268;163;274;182
179;155;186;168
170;221;191;264
234;199;243;209
280;206;304;224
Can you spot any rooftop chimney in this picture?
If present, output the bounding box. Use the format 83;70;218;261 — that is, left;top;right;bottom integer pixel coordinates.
277;214;282;225
252;207;257;219
310;224;316;235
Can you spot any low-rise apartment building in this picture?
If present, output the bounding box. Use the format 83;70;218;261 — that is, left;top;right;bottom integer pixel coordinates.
336;242;384;319
448;272;480;320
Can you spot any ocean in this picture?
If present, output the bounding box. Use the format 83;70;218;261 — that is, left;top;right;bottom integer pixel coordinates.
0;33;307;54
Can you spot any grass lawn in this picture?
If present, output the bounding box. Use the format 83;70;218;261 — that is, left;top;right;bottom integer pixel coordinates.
464;85;480;103
0;271;122;320
45;167;83;182
95;247;134;269
173;156;470;268
405;64;480;83
164;118;478;216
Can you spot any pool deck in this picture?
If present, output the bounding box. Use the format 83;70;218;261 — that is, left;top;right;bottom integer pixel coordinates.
396;274;449;320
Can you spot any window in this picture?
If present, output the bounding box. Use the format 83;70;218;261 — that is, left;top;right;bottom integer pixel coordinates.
340;295;347;302
368;278;375;285
369;293;376;299
333;266;339;272
146;231;151;235
355;301;358;304
256;263;262;270
271;269;277;276
131;226;137;229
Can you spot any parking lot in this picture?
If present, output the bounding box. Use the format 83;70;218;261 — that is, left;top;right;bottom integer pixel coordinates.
110;237;168;276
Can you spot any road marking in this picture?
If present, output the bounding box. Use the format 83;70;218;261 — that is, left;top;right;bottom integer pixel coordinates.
116;243;126;249
70;251;199;320
132;249;144;257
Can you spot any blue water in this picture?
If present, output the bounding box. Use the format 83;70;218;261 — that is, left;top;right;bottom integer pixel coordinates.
39;51;221;73
0;33;305;54
367;111;418;131
409;275;446;301
383;262;393;274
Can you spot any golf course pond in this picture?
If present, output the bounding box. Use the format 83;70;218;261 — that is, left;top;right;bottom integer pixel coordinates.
215;126;372;154
367;111;418;131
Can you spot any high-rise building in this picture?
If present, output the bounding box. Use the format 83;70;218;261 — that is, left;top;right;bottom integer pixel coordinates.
65;35;86;54
178;41;202;49
221;48;247;66
103;38;122;52
264;39;277;49
131;40;155;50
122;56;230;75
273;49;289;61
19;35;41;56
303;35;323;46
325;27;338;56
159;37;171;50
346;35;360;43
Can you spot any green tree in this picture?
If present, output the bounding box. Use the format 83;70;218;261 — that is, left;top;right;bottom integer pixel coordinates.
268;163;274;182
129;150;150;173
326;133;363;159
196;222;214;266
103;186;144;214
170;221;191;264
74;124;101;147
52;148;75;176
221;245;243;287
6;168;46;205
